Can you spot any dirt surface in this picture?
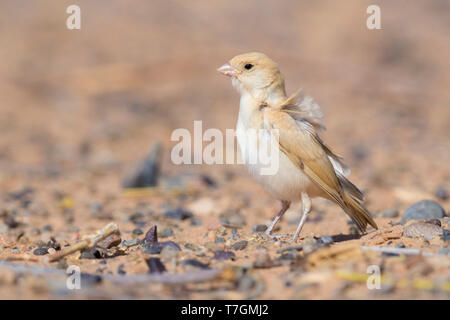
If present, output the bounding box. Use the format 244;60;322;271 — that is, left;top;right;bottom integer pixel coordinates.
0;1;449;299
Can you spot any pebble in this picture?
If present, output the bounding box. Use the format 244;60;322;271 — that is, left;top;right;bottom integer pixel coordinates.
401;200;445;224
395;242;405;248
121;238;140;247
144;225;158;245
442;229;450;241
118;264;126;275
232;240;248;251
403;222;443;241
253;224;267;233
121;142;161;188
181;259;210;270
164;208;193;220
212;250;235;261
190;218;202;226
434;186;448;201
80;273;102;287
159;228;173;238
33;247;48;256
215;237;226;243
146;257;166;274
320;236;333;245
132;228;143;236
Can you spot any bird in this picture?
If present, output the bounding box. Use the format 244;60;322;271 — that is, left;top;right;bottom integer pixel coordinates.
217;52;378;242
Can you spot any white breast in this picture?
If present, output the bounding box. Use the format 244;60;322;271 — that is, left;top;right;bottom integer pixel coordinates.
236;100;321;202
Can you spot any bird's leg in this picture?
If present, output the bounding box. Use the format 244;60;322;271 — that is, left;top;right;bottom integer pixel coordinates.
291;192;311;242
265;200;291;236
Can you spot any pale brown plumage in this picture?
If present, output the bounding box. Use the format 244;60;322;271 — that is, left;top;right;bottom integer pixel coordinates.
218;52;377;241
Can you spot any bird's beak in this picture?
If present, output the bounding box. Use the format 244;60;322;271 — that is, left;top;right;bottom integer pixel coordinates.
217;63;241;77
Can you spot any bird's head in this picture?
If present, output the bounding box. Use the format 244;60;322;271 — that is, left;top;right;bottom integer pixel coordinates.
218;52;286;102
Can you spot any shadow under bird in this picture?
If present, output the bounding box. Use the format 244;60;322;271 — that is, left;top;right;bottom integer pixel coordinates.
218;52;378;242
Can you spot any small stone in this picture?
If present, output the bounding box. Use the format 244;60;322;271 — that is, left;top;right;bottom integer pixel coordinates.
122;238;140;247
132;228;143;235
181;259;210;270
434;186;448;201
442;229;450;241
42;225;53;232
279;250;297;260
142;241;181;254
320;236;333;245
118;264;126;275
253;224;267;233
144;225;158;245
146;257;166;273
122;142;161;188
164;208;193;220
33;247;48;256
232;240;248;251
190;218;202;226
401;200;445;224
80;273;102;287
215;237;226;243
395;242;405;248
212;250;235;261
159;228;173;238
404;222;443;241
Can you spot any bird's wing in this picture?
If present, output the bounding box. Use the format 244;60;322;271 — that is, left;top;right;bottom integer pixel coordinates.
276;89;326;132
276;90;352;177
263;109;346;206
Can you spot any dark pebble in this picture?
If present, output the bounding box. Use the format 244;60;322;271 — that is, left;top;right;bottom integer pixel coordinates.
4;216;19;229
80;273;102;287
146;257;166;274
434;186;448;201
122;142;161;188
42;225;53;232
118;264;126;275
395;242;405;248
253;224;267;232
401;200;445;224
190;218;202;226
8;187;34;201
201;175;217;188
144;225;158;245
279;252;297;260
164;207;193;220
100;260;107;265
232;240;248;251
132;228;143;235
212;250;235;261
33;247;48;256
442;229;450;241
181;259;211;270
215;237;226;243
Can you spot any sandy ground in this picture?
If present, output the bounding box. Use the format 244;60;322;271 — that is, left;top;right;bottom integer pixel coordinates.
0;1;449;299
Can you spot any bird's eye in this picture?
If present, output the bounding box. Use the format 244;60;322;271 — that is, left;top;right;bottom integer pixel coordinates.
244;63;253;70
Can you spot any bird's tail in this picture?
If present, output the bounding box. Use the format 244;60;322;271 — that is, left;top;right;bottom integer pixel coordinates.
341;189;378;232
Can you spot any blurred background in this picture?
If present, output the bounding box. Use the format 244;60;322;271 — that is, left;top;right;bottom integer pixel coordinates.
0;0;449;299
